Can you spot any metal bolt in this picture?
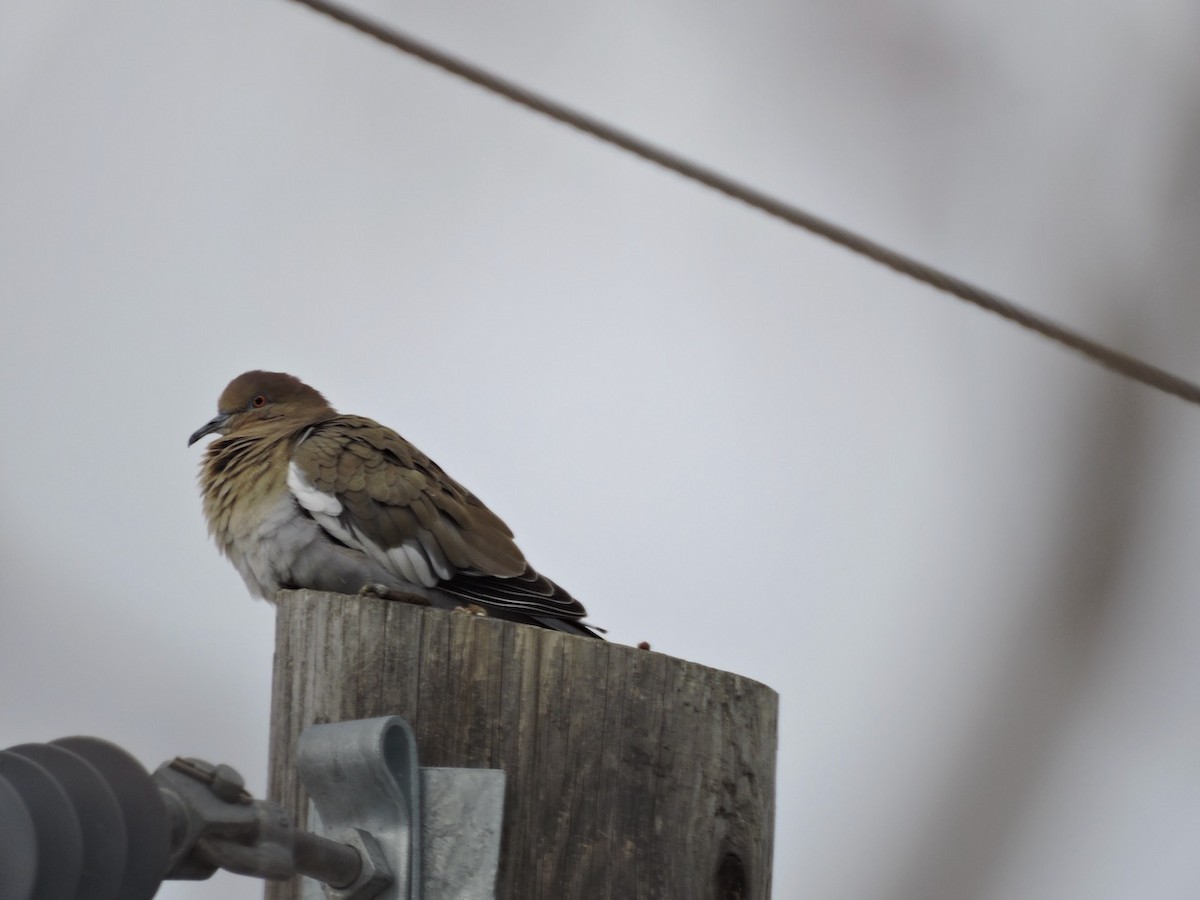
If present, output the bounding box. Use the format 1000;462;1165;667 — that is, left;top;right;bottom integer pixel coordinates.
210;764;246;803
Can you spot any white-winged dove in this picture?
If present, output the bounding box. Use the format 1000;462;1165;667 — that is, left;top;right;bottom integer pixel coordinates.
189;371;600;638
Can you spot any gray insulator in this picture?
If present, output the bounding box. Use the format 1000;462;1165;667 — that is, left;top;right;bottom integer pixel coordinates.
0;750;83;899
55;736;170;900
0;774;37;900
0;737;168;900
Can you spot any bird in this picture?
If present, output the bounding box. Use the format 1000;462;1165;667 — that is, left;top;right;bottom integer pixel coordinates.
188;371;601;638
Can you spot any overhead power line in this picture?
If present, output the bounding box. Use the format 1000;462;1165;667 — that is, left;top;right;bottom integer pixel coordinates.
285;0;1200;407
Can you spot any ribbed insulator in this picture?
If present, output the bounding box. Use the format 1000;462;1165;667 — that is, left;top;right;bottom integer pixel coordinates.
0;736;169;900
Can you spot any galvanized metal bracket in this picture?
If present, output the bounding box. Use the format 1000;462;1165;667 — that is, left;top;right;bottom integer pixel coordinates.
297;717;504;900
417;767;505;900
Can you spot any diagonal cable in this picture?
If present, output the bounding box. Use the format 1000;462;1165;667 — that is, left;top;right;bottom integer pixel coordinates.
285;0;1200;406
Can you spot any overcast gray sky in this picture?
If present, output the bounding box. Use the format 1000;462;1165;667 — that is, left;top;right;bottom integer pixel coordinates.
3;1;1200;898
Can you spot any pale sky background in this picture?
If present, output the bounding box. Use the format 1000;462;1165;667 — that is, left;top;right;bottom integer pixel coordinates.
3;1;1200;898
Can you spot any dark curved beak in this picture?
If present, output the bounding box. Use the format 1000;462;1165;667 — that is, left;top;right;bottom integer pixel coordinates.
188;413;232;447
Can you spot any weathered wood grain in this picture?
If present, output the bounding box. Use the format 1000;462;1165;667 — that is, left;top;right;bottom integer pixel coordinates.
266;590;777;900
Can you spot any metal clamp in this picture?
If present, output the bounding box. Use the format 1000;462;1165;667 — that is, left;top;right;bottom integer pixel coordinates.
298;717;420;900
297;717;506;900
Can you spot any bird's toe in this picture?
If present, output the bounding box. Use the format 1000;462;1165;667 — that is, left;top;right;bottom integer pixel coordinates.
358;583;432;606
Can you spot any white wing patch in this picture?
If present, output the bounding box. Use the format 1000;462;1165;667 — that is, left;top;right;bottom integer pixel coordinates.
402;543;437;586
418;531;453;580
287;461;444;589
287;462;343;517
386;545;420;583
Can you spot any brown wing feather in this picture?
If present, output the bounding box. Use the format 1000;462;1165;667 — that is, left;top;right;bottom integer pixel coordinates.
293;415;527;578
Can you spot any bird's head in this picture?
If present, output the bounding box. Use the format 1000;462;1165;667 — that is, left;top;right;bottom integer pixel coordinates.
188;371;335;446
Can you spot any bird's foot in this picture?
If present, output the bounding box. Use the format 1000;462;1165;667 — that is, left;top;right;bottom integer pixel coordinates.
358;583;431;606
453;603;489;618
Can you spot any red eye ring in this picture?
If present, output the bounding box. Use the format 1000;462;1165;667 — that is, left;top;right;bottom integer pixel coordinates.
251;395;267;408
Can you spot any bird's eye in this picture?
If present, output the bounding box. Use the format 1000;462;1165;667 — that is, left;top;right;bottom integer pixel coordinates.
251;395;267;409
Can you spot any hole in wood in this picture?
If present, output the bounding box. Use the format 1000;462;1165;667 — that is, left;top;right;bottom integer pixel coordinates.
716;850;748;899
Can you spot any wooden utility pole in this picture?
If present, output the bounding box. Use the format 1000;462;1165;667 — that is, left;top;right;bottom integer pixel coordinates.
266;590;778;899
